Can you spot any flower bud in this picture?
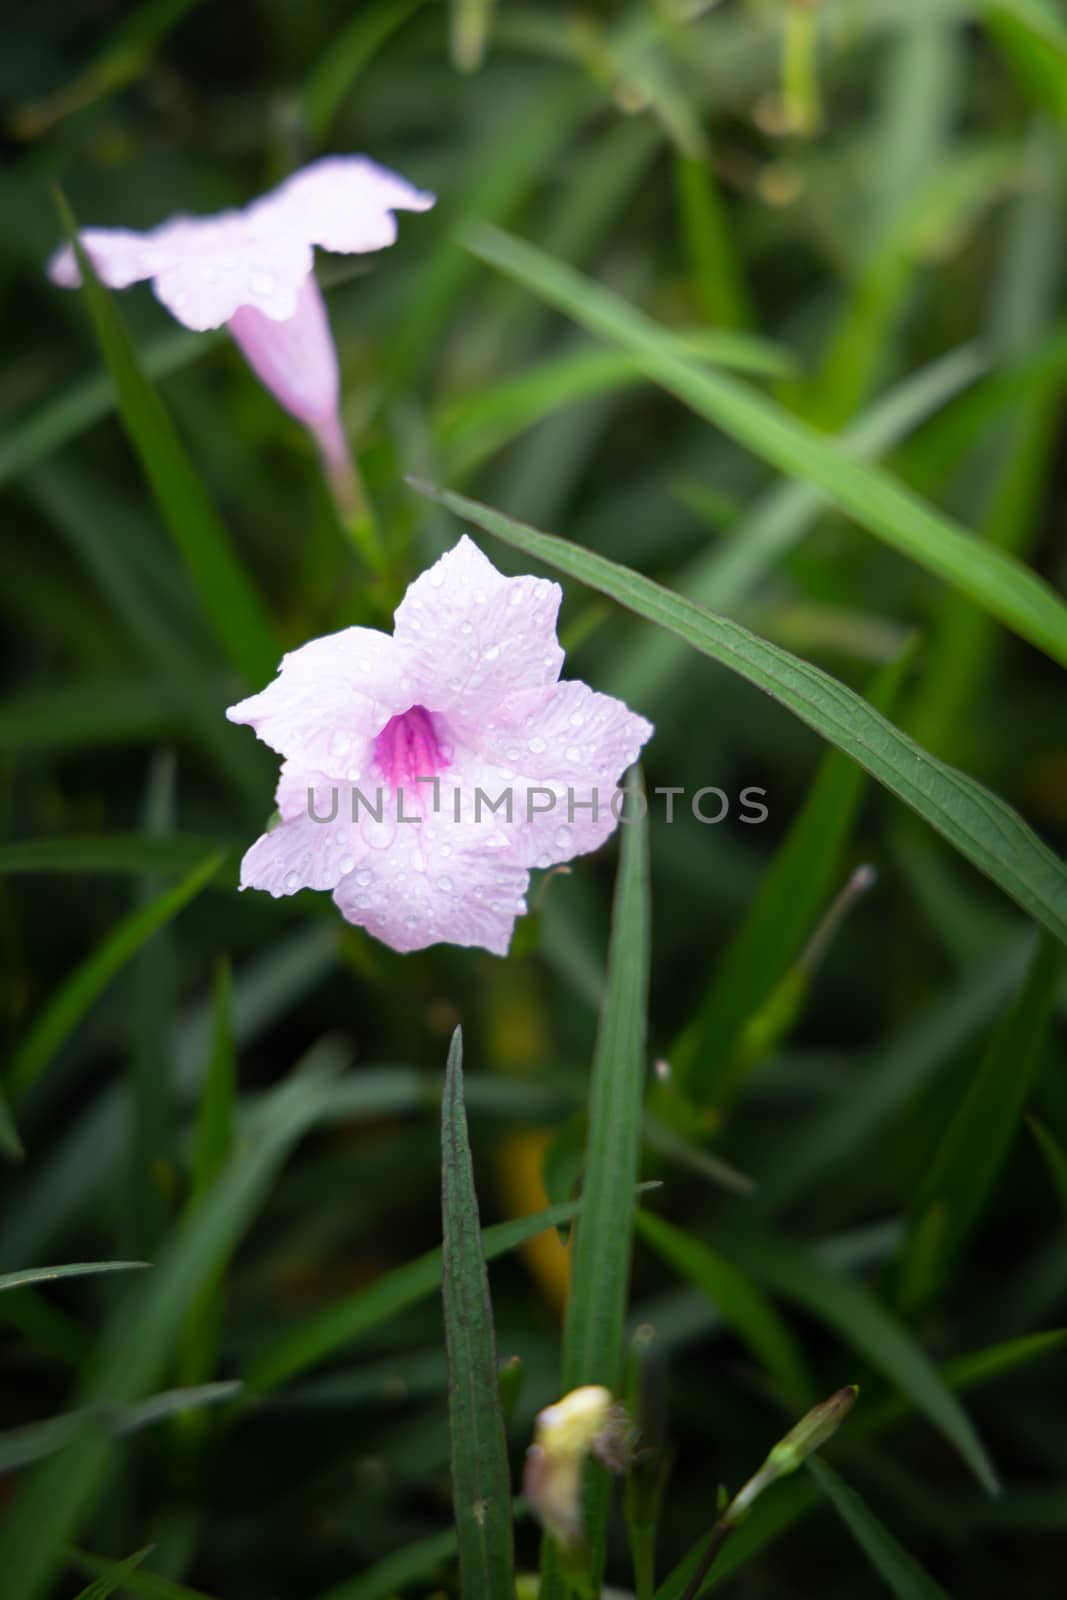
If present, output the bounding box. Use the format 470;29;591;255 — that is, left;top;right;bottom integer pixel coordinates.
523;1385;630;1551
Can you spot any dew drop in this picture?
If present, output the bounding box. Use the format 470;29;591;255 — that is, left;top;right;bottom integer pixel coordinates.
528;736;546;754
438;876;453;892
340;855;355;874
565;745;580;763
284;871;300;892
355;869;373;886
508;587;523;606
569;711;586;728
251;270;275;296
483;644;500;661
554;825;573;849
460;620;473;635
430;567;445;588
473;588;487;604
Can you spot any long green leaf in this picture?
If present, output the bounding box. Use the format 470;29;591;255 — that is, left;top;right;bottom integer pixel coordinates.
441;1028;515;1598
672;647;910;1101
1029;1118;1067;1214
71;1551;218;1600
897;933;1064;1309
0;1382;240;1472
410;484;1067;946
634;1211;813;1406
245;1193;605;1394
6;851;226;1102
0;1262;148;1294
0;1044;343;1600
0;836;229;876
658;1325;1064;1599
551;768;650;1588
458;222;1067;670
72;1545;153;1600
721;1224;998;1494
56;191;278;686
806;1458;952;1600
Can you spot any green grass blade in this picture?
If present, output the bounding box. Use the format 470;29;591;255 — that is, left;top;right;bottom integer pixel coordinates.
177;959;237;1390
5;851;226;1103
554;769;650;1585
657;1323;1063;1598
71;1545;153;1600
0;1044;343;1600
246;1195;592;1394
441;1028;515;1598
303;0;427;136
0;1086;24;1160
760;938;1033;1210
0;1262;148;1294
411;484;1067;946
897;933;1064;1310
1029;1118;1067;1213
672;647;910;1102
0;1383;240;1472
458;222;1067;670
634;1211;813;1406
55;190;278;686
0;836;229;876
722;1225;998;1494
71;1551;218;1600
806;1458;951;1600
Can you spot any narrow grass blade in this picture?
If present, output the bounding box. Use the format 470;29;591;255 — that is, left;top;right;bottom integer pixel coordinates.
0;1262;149;1294
5;852;226;1102
722;1225;999;1494
0;1383;241;1472
177;959;237;1390
0;1086;24;1160
897;933;1064;1309
304;0;428;136
246;1195;590;1393
458;222;1067;670
658;1324;1064;1598
0;836;228;876
985;0;1067;120
635;1211;813;1406
441;1028;515;1598
71;1551;218;1600
55;191;278;686
1029;1119;1067;1213
760;937;1033;1210
451;0;496;71
806;1458;951;1600
410;484;1067;946
551;770;650;1586
673;647;910;1102
71;1545;153;1600
0;1044;343;1600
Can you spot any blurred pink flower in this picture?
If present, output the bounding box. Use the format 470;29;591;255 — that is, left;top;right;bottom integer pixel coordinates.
226;536;654;955
47;156;434;487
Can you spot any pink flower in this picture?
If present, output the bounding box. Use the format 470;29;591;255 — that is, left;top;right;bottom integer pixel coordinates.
226;537;654;956
47;156;434;486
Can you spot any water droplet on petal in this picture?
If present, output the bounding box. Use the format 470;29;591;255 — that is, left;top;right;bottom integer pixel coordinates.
483;644;499;661
251;270;275;296
508;587;523;606
565;745;580;763
340;854;355;874
438;876;453;892
430;567;445;588
460;620;473;635
528;736;546;754
473;588;487;604
284;871;300;892
554;825;573;849
355;869;373;887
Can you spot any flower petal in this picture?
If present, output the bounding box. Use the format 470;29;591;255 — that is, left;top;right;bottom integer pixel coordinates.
452;680;654;868
333;822;529;956
228;273;340;427
393;536;565;731
149;216;313;330
47;227;161;290
267;155;435;256
226;627;402;776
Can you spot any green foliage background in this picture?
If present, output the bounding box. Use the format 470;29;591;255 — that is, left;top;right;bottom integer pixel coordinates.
0;1;1066;1596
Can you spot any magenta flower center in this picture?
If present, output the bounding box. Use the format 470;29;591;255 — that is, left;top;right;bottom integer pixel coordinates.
373;705;450;790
